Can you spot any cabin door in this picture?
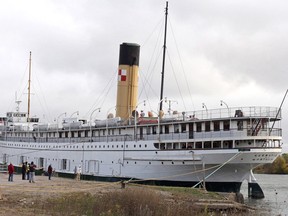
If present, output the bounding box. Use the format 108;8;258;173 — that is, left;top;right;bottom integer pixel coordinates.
86;160;99;174
3;153;7;164
189;123;194;139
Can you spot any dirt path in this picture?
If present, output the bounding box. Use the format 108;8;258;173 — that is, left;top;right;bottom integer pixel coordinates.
0;173;120;215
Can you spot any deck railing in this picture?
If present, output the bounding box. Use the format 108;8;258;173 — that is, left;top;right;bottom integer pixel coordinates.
163;106;280;120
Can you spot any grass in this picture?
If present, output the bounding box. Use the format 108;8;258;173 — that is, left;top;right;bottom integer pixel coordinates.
34;187;213;216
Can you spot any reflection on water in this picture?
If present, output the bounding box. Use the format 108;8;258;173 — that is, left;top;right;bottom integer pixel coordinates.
241;174;288;215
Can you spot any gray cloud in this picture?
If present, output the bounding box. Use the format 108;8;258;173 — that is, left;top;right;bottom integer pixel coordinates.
0;1;287;145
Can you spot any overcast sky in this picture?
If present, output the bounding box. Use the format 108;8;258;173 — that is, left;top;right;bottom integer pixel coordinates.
1;0;287;149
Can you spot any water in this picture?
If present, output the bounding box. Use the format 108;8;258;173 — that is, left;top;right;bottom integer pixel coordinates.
241;174;288;215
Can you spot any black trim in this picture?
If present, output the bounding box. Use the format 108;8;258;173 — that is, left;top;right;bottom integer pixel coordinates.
248;182;265;199
57;172;242;193
119;43;140;66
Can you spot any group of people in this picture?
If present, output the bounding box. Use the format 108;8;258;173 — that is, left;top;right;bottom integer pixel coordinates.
7;162;32;182
6;162;53;182
21;161;37;183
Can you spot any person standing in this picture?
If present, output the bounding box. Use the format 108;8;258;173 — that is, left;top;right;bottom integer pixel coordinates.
26;163;30;181
21;162;26;180
47;164;53;180
8;163;14;182
29;161;36;183
76;165;81;181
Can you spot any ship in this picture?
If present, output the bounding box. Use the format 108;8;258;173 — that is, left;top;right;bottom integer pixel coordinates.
0;2;283;199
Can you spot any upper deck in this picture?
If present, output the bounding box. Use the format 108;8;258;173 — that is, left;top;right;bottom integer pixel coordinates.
0;106;281;149
161;106;280;122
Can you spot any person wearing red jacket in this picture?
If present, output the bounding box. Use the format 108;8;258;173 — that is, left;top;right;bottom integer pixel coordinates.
8;163;14;182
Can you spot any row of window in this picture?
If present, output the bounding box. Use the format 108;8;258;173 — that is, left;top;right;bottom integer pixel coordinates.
9;121;233;138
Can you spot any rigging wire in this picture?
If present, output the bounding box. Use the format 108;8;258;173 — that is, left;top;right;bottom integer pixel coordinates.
32;64;54;123
166;50;186;111
192;152;242;188
84;70;118;119
6;62;29;113
138;18;164;104
168;16;195;111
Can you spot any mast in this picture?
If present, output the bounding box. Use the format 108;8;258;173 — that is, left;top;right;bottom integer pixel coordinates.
159;1;168;111
27;51;32;122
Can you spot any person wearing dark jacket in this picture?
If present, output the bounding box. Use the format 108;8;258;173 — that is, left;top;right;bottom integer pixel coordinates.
29;161;36;183
48;164;53;180
21;162;26;180
8;163;14;182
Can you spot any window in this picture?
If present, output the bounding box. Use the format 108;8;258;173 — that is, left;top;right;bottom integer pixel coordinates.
152;126;157;134
181;124;186;133
237;121;243;130
196;122;202;132
204;142;211;149
165;125;169;134
147;127;151;135
195;142;202;148
213;121;220;131
205;122;210;132
213;141;221;148
174;124;179;133
223;121;230;131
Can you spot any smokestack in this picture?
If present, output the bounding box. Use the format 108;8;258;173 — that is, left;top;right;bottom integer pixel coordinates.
116;43;140;119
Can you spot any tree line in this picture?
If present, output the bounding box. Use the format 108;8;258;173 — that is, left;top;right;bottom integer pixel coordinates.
254;153;288;174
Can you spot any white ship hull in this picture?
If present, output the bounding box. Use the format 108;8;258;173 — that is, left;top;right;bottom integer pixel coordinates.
0;137;281;193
